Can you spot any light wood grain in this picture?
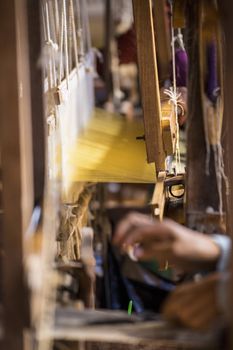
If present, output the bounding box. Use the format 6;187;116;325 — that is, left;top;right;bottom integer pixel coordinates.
133;0;166;170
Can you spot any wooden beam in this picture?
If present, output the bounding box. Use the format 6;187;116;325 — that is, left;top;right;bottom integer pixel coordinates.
185;1;220;232
0;0;33;348
173;0;187;29
217;1;233;347
132;0;166;170
15;0;34;232
151;171;166;220
27;0;45;205
153;0;171;84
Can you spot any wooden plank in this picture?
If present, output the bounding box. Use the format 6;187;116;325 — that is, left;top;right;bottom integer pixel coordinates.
151;171;166;220
153;0;171;84
161;100;176;156
15;0;34;232
173;0;187;29
0;0;32;348
27;0;45;205
132;0;166;170
39;307;218;349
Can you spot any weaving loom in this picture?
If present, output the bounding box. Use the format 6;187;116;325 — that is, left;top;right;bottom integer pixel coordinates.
38;2;182;348
1;1;232;349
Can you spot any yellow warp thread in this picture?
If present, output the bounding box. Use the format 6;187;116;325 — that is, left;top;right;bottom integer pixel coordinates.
63;108;156;185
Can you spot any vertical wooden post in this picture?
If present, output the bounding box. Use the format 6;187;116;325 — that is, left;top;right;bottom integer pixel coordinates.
15;0;34;233
218;2;233;348
132;0;166;170
0;0;34;348
0;0;25;346
153;0;171;84
27;0;45;205
185;1;220;231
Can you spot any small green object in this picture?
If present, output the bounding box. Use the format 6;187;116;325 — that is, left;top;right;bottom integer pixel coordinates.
128;300;133;315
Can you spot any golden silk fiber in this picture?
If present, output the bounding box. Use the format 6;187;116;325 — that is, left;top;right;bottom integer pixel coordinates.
63;109;156;185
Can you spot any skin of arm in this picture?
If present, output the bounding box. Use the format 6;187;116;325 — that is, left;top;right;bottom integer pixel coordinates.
113;213;221;273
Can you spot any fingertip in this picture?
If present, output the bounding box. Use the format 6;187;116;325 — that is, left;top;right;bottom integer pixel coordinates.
134;246;144;259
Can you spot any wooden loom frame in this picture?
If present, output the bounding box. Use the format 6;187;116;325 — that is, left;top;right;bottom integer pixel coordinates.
133;0;166;170
133;0;180;220
0;0;233;349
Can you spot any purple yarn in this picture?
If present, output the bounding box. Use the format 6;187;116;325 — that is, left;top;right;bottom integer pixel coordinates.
175;48;188;87
206;42;219;103
173;43;219;103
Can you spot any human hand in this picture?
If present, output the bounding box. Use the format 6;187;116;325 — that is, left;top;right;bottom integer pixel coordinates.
113;213;220;272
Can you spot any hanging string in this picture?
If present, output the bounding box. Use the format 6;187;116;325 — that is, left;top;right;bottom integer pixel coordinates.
42;0;86;88
37;3;94;348
214;9;229;216
54;0;60;44
167;0;181;173
48;0;57;46
68;0;73;72
75;0;84;60
41;1;48;42
41;3;51;88
59;9;64;85
63;0;70;89
45;1;59;88
44;2;54;89
70;0;79;72
79;0;86;59
47;2;56;86
213;97;229;216
177;28;185;51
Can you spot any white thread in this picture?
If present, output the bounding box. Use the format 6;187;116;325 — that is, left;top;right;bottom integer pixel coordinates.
170;2;182;173
63;0;69;89
41;4;52;89
68;0;73;72
45;2;59;88
214;97;229;215
76;0;84;59
54;0;60;43
59;10;64;84
79;0;85;55
45;2;54;88
176;28;185;51
70;0;79;73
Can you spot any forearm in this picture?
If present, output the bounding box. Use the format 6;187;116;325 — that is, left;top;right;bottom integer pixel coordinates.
210;234;231;272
